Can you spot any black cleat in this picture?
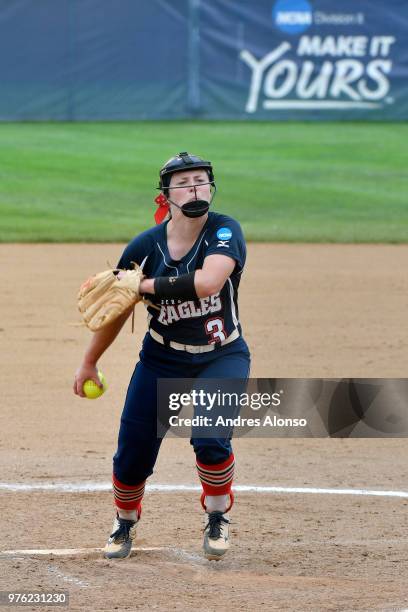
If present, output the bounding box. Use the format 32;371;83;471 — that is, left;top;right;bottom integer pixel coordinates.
104;514;138;559
203;511;230;560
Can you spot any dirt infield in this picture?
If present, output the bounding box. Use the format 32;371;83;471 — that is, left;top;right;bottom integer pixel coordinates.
1;244;407;611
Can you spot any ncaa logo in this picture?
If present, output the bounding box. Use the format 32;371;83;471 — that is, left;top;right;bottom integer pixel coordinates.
272;0;312;35
217;227;232;241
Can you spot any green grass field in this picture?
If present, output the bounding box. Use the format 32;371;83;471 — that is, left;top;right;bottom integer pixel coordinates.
0;122;406;242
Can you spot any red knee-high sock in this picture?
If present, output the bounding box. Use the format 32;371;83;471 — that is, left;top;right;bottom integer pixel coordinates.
196;453;235;512
112;474;145;516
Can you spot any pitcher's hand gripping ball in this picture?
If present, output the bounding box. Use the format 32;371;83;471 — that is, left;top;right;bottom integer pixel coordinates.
83;370;108;399
77;265;144;331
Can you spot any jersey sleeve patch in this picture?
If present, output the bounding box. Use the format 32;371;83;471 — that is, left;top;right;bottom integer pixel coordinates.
216;227;233;242
205;218;246;271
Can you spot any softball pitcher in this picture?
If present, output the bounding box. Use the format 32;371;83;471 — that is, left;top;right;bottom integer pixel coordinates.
74;152;251;560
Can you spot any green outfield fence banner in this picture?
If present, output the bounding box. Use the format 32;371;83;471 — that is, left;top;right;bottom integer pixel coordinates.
0;0;407;120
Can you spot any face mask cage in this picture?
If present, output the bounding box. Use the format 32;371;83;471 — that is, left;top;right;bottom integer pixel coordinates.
157;180;216;201
157;181;213;190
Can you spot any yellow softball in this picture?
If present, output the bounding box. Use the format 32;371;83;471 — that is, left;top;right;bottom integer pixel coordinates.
83;370;108;399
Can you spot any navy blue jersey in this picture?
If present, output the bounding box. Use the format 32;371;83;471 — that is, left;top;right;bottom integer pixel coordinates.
117;212;246;346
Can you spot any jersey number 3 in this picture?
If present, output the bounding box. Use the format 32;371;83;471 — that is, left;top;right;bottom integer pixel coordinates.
205;318;226;343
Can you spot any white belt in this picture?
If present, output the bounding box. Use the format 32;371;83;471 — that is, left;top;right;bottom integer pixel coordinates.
149;327;240;354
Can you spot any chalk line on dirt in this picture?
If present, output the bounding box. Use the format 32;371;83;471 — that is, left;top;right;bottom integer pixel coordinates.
0;482;407;498
47;564;89;588
0;547;166;559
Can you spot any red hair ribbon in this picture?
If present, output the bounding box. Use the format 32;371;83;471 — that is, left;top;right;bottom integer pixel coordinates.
154;193;170;224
